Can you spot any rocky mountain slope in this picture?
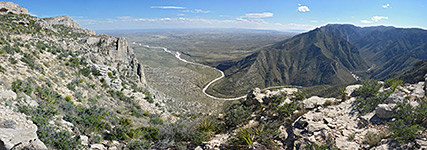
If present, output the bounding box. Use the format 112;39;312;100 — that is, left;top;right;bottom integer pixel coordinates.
323;24;427;79
213;26;369;96
0;2;175;149
212;24;427;97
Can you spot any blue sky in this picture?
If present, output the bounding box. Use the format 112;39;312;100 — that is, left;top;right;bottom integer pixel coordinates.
10;0;427;31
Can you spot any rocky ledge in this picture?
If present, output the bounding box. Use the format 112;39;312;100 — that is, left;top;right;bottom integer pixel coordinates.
0;2;28;15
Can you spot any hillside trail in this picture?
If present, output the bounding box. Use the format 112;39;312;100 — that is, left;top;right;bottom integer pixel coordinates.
137;43;286;100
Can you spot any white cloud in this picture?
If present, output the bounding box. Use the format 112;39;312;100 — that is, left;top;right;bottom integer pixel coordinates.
29;12;38;17
150;6;185;9
245;12;274;18
371;16;388;22
177;14;185;16
311;20;318;23
382;4;390;8
77;16;316;31
298;5;310;12
360;16;388;24
360;20;373;24
182;9;211;13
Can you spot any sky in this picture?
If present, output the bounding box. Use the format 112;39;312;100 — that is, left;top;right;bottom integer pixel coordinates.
10;0;427;31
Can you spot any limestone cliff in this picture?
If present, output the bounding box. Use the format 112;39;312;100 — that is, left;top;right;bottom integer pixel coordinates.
0;2;28;15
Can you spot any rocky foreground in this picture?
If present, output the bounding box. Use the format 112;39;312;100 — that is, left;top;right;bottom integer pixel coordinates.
198;75;427;150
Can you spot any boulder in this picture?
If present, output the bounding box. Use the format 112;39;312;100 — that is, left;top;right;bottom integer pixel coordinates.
80;135;89;146
375;104;396;119
345;84;361;97
0;105;47;150
303;96;335;109
90;144;106;150
245;88;264;106
0;90;17;100
335;136;360;150
384;92;405;104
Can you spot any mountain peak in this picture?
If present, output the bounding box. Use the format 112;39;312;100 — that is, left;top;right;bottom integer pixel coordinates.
0;2;28;15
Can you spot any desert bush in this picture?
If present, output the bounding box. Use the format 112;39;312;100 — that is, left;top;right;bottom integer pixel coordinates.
37;126;81;150
91;68;102;76
21;53;35;69
79;66;91;77
354;80;396;114
305;139;339;150
224;104;251;127
0;65;5;73
150;116;164;125
294;89;308;100
388;100;427;143
364;131;386;147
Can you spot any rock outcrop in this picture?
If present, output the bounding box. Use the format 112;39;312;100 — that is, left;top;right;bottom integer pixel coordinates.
42;16;96;35
0;99;47;150
0;2;28;15
43;16;83;29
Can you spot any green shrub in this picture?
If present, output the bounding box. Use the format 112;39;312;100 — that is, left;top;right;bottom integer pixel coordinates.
236;128;257;146
79;66;91;77
37;126;81;150
127;140;151;150
354;80;395;114
388;100;427;143
66;79;80;91
64;95;71;102
12;79;34;95
8;57;18;64
150;117;164;125
21;53;36;69
144;94;154;103
305;139;339;150
0;65;5;73
63;105;109;134
91;69;101;76
100;78;106;83
294;90;308;100
224;104;251;127
364;131;386;147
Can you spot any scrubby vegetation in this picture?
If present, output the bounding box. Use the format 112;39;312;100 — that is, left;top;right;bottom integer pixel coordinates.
353;79;401;114
388;100;427;143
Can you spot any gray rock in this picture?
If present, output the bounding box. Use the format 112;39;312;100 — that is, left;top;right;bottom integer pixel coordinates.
306;122;329;133
303;96;335;109
80;135;89;146
0;106;47;150
375;104;396;119
0;120;16;129
245;88;264;106
0;2;28;15
335;136;360;150
384;92;405;104
90;144;106;150
416;138;427;149
345;84;361;97
0;90;17;100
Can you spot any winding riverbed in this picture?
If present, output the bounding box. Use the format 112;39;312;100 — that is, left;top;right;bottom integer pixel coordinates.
139;44;246;100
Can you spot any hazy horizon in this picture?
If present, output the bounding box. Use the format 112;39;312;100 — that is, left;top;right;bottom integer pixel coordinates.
8;0;427;31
